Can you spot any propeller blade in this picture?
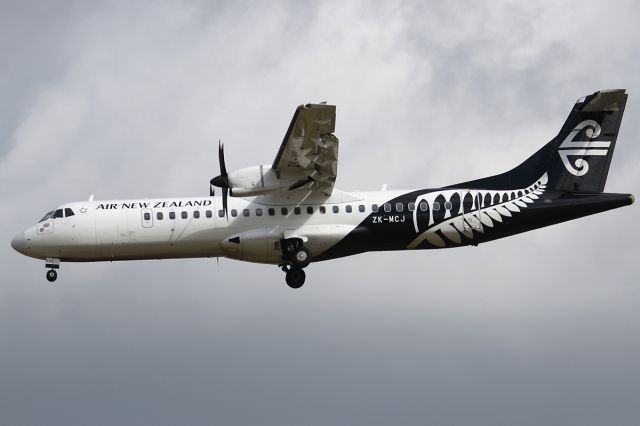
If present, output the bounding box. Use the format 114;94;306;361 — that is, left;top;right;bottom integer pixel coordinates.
209;183;215;197
210;139;230;219
210;140;230;189
222;186;229;221
218;140;227;179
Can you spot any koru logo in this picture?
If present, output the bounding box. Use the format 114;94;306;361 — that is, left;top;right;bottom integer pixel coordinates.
558;120;611;176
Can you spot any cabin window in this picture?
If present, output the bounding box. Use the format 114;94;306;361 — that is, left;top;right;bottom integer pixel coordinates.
256;208;263;216
169;212;176;219
243;209;250;217
359;205;365;212
294;207;301;215
307;206;314;214
444;201;452;210
157;212;163;220
395;203;403;212
281;207;288;215
268;208;275;216
346;205;352;213
144;212;151;221
331;205;338;213
218;210;225;217
372;204;379;213
181;211;188;219
433;202;440;211
419;201;428;212
319;206;326;214
65;208;75;217
52;209;64;219
206;210;212;218
383;203;391;213
194;211;200;219
231;209;238;217
408;202;415;211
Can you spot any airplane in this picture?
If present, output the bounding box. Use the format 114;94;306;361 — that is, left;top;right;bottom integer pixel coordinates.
11;89;634;288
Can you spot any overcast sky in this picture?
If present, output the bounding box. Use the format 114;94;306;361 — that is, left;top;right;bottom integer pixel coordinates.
1;1;639;425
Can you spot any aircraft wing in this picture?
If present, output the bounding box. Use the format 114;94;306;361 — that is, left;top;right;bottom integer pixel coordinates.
272;103;339;196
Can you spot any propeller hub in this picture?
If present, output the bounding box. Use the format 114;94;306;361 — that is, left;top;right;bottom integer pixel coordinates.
211;175;228;188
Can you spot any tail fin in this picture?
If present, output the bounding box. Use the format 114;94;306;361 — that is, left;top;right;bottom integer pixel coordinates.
456;89;628;193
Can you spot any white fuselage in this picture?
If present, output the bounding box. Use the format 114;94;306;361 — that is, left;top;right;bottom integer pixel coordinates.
13;189;409;265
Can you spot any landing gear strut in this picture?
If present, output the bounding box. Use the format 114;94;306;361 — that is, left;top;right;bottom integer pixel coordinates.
45;257;60;283
280;238;310;289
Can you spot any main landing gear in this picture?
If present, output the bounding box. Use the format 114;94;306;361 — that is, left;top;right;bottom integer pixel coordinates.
282;264;306;289
45;257;60;282
280;238;311;289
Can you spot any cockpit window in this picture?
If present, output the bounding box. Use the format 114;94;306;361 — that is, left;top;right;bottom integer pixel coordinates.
65;208;75;217
52;209;64;219
39;210;54;222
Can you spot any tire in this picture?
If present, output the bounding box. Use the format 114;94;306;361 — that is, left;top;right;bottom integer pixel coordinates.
285;267;306;289
292;247;310;268
46;270;57;282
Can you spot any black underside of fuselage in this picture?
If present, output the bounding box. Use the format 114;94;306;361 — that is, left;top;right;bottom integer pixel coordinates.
313;189;633;262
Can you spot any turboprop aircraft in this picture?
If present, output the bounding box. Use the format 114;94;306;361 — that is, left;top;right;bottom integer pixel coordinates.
11;89;634;288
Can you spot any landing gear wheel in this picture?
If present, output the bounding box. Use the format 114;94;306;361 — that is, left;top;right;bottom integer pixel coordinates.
292;247;310;268
46;269;57;282
285;267;306;289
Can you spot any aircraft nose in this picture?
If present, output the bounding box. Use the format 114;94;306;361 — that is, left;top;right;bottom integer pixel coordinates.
11;232;27;254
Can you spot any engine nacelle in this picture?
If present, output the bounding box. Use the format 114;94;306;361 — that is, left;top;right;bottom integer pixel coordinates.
228;165;298;197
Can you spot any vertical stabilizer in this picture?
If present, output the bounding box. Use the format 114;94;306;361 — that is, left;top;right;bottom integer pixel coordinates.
455;89;627;193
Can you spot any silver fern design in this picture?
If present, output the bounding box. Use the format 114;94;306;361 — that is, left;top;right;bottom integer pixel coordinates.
408;173;548;248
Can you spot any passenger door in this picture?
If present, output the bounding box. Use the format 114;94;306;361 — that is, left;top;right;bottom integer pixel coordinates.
463;191;483;231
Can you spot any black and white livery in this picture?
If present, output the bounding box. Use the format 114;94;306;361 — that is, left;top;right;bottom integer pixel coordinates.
11;90;634;288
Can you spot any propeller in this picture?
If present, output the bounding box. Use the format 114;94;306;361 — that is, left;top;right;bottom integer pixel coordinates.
210;140;231;219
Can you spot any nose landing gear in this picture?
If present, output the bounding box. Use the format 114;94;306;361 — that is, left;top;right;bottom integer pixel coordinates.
280;238;310;289
45;257;60;283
